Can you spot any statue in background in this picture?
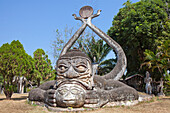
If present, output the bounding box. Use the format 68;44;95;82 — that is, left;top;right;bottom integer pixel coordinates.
13;76;27;94
144;71;152;94
28;6;139;108
157;78;164;96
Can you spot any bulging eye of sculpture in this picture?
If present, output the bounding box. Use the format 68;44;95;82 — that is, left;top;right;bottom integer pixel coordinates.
75;64;87;73
58;64;68;72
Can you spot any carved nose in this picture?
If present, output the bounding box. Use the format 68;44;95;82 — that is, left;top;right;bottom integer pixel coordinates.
66;66;76;78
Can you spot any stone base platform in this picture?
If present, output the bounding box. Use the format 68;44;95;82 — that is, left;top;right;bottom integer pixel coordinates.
46;106;96;112
28;92;154;112
105;93;153;107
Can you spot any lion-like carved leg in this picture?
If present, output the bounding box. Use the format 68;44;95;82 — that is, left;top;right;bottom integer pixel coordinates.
28;88;46;102
87;76;139;106
44;89;57;107
84;84;138;108
84;90;109;108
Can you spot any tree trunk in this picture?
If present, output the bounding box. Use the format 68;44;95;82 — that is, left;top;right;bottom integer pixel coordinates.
3;88;13;100
37;79;40;87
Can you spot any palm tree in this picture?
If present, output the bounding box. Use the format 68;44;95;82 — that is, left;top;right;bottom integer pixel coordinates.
78;37;116;75
98;58;116;75
141;40;170;77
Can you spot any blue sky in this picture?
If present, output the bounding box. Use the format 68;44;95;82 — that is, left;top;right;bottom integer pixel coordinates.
0;0;139;66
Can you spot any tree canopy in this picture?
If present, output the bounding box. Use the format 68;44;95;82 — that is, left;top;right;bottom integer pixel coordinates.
108;0;169;76
0;40;34;99
141;40;170;79
33;48;54;86
0;40;55;98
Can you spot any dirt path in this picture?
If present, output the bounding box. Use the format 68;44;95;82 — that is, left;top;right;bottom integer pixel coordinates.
0;93;170;113
0;93;45;113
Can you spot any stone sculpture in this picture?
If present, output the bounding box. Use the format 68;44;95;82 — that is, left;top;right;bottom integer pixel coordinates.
157;78;164;96
28;6;139;108
13;76;27;93
144;71;152;94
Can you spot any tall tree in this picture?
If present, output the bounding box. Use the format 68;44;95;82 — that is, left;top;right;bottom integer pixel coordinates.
33;49;54;86
108;0;169;75
0;40;34;99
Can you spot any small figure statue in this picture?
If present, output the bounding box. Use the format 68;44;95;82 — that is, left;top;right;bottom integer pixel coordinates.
157;78;164;96
92;56;99;76
144;71;152;94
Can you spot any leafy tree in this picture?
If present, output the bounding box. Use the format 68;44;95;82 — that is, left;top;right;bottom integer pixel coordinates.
98;58;116;75
33;48;54;86
141;40;169;76
0;40;34;99
108;0;169;75
25;55;35;81
52;26;74;61
0;73;3;92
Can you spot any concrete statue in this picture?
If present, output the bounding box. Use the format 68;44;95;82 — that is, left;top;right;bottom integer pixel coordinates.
144;71;152;94
157;78;164;96
13;76;27;93
28;6;139;109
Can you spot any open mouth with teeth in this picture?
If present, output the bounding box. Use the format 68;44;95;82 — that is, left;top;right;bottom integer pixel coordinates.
57;80;87;90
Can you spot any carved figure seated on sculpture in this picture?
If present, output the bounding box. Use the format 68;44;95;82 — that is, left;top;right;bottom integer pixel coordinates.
144;71;152;94
28;6;139;108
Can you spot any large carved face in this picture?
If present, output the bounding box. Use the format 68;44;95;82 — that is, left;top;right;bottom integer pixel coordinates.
56;49;93;90
55;83;86;108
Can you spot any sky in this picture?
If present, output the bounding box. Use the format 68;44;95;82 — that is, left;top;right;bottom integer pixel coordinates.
0;0;140;67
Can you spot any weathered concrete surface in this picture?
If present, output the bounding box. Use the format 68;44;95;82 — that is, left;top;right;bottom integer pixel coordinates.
28;6;138;109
